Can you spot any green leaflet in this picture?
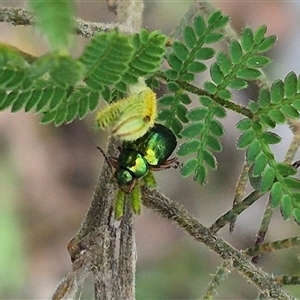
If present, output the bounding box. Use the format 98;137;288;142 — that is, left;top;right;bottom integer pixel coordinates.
28;0;74;51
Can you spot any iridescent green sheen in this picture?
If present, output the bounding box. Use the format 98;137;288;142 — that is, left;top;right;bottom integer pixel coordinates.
113;123;177;188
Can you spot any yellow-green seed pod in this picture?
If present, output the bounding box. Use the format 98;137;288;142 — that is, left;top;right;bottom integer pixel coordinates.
95;78;157;141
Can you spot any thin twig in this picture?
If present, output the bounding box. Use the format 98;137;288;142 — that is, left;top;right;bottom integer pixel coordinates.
142;188;295;299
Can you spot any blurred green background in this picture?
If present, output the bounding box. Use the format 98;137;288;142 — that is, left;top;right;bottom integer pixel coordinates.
1;1;300;299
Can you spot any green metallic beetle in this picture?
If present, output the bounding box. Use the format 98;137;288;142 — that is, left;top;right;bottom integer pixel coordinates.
109;123;178;193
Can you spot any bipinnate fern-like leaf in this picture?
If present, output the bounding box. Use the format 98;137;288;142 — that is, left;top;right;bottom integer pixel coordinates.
159;11;228;137
162;21;276;185
121;30;167;85
177;96;226;184
0;29;167;126
236;69;300;224
206;25;275;100
80;31;135;91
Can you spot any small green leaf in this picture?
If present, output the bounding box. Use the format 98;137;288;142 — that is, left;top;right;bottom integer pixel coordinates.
236;118;253;131
270;79;284;104
292;207;300;224
248;101;259;113
257;35;277;53
159;95;175;106
179;93;192;104
227;78;248;90
36;87;54;112
199;96;213;107
259;114;276;128
283;177;300;189
167;81;180;92
241;27;254;52
138;29;149;44
40;110;57;124
66;101;79;123
177;140;201;156
281;194;293;220
268;109;285;123
229;40;243;64
216;52;232;76
237;129;256;149
207;10;223;26
206;134;222;152
54;106;67;126
195;47;215;60
254;25;267;44
292;193;300;207
25;89;43;112
291;192;300;208
195;164;207;184
203;81;217;94
5;70;26;89
210;119;224;136
293;99;300;110
11;91;31;112
49;87;66;110
181;159;198;177
247;139;261;163
258;88;271;108
203;149;217;170
276;163;297;177
157;109;171;121
252;152;268;176
213;105;226;118
204;33;223;44
212;15;229;30
181;72;195;82
173;41;189;61
270;182;282;208
236;68;261;80
260;166;275;193
284;71;297;98
0;90;18;110
184;26;197;48
193;16;206;37
280;104;299;118
246;55;271;68
168;53;183;72
176;104;188;123
170;117;183;136
181;122;204;138
210;62;224;85
187;61;207;73
217;89;231;100
78;98;89;119
164;69;179;80
89;91;100;111
187;107;207;121
261;132;281;144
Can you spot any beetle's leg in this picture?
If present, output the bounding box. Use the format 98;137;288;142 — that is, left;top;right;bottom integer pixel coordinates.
150;157;181;171
119;178;136;194
109;157;119;168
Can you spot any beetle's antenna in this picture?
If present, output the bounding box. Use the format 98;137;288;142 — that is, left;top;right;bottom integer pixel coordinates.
97;146;113;172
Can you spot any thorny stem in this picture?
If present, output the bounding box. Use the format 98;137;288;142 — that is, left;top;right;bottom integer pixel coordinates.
142;188;295;299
